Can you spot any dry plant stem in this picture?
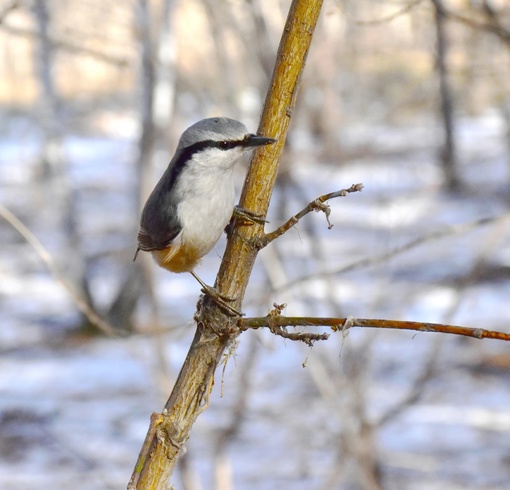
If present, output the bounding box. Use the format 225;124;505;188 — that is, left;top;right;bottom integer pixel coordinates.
0;204;116;336
128;323;229;489
130;1;324;488
240;316;510;341
217;0;325;305
259;183;364;247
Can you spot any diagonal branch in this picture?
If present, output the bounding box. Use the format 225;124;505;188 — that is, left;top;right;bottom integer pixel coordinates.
129;1;325;488
0;23;131;66
435;2;510;43
0;0;19;23
274;213;510;293
343;0;425;26
0;204;116;336
257;183;364;248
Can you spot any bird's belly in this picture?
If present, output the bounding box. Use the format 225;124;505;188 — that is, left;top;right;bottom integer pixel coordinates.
176;186;234;257
152;244;202;273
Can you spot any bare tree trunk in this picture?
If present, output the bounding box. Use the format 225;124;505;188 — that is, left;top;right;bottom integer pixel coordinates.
432;0;460;190
502;98;510;172
107;0;164;331
245;0;278;80
34;0;94;325
200;0;239;115
480;0;510;171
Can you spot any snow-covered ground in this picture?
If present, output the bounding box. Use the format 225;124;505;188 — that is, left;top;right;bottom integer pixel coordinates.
1;112;510;489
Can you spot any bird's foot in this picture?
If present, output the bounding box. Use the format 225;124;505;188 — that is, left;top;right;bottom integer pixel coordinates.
233;206;268;226
200;284;243;317
191;271;242;317
225;206;268;236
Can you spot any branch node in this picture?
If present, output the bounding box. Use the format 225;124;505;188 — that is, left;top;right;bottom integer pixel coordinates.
343;315;356;330
312;199;332;229
249;234;270;250
419;325;435;333
262;183;364;247
266;304;329;346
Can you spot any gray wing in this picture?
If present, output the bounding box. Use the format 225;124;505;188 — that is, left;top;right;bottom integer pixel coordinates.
136;194;182;252
135;157;184;257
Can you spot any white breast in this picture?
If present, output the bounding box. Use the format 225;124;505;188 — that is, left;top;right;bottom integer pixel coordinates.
175;150;238;257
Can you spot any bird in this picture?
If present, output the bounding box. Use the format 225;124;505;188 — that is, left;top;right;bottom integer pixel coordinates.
134;117;276;315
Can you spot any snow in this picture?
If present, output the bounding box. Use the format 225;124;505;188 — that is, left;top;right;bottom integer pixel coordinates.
1;112;510;489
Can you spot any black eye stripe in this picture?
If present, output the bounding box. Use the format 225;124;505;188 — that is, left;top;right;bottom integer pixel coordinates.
210;139;247;151
217;140;243;150
182;138;247;155
164;138;249;192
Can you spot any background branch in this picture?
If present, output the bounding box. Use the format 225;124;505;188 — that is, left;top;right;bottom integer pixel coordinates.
0;22;131;66
0;204;116;336
437;3;510;42
274;213;510;293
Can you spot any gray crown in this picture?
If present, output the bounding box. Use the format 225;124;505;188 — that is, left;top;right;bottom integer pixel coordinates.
177;117;249;149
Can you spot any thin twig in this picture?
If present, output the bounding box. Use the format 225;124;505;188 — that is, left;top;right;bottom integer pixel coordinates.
0;0;19;23
274;213;510;293
258;183;364;248
436;3;510;43
341;0;425;26
0;204;116;336
0;23;131;66
240;315;510;341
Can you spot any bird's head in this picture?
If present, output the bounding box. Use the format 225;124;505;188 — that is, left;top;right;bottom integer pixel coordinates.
177;117;276;170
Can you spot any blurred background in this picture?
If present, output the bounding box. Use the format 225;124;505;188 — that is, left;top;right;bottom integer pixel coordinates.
1;0;510;488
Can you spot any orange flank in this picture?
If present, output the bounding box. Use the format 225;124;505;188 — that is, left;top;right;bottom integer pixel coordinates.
152;244;202;273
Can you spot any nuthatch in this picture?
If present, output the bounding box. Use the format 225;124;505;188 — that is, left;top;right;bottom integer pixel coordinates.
134;117;276;315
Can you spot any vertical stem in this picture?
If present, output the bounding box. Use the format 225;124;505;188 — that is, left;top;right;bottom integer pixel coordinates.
129;1;324;488
34;0;93;316
216;0;324;304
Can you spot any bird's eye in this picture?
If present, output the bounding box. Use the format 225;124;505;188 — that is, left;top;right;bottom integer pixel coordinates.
219;141;229;148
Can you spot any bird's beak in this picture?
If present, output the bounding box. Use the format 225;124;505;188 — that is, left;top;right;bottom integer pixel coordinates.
245;134;277;147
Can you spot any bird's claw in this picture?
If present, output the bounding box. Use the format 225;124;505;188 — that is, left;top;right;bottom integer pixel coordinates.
200;285;243;317
233;206;268;226
225;206;268;236
190;271;242;316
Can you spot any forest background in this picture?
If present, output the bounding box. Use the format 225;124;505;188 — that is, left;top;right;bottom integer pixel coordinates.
1;0;510;489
